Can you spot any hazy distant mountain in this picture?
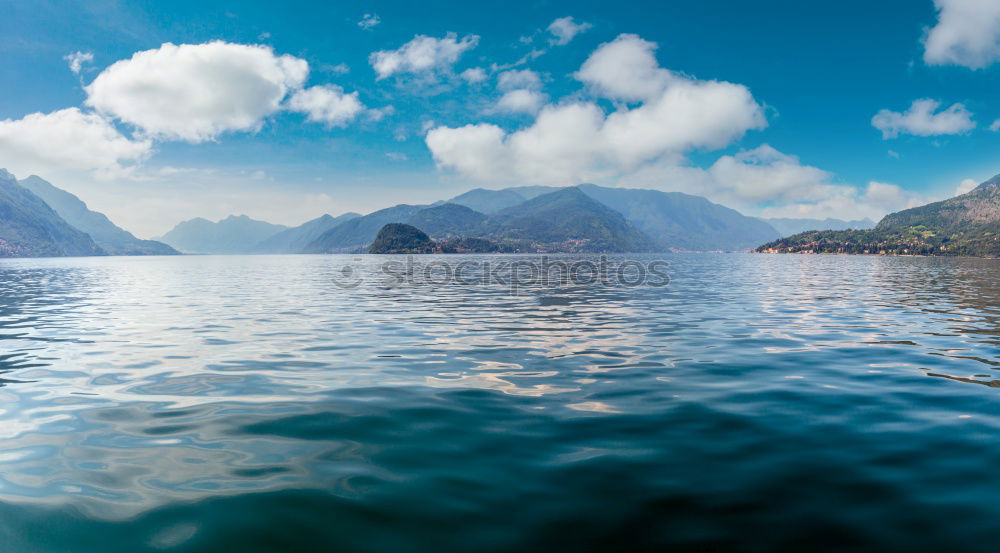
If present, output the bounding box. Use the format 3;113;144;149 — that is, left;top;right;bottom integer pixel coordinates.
18;175;178;255
484;187;656;252
407;203;487;238
251;213;360;254
0;169;104;258
446;184;779;251
764;217;876;236
758;174;1000;256
576;184;780;251
159;215;288;254
302;204;427;253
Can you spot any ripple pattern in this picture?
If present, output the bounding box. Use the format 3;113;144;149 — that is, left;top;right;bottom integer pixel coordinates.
0;253;998;552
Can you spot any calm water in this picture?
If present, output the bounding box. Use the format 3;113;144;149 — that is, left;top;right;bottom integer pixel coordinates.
0;253;997;552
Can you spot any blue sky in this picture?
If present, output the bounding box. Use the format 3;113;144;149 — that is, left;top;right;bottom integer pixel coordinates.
1;0;998;237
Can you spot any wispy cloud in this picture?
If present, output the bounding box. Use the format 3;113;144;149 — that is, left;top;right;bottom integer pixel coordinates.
358;13;380;30
64;50;93;74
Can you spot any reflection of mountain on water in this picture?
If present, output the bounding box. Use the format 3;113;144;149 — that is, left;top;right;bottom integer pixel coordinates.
926;372;1000;388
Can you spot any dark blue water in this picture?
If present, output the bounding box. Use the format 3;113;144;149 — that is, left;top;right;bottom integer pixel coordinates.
0;254;997;552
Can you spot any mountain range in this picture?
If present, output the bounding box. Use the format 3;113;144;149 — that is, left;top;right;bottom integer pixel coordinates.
18;175;178;255
301;204;428;253
302;184;787;253
482;187;656;252
575;184;779;251
158;215;289;254
304;187;660;253
0;169;105;257
251;213;360;254
757;174;1000;256
8;164;987;258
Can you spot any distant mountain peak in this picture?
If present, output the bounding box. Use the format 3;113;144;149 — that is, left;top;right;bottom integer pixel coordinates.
160;214;288;254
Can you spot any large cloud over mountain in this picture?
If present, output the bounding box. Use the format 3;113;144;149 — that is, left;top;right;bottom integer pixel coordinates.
426;34;766;185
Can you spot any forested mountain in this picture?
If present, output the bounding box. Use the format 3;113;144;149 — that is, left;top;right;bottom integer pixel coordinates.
482;187;656;252
757;174;1000;256
576;184;780;251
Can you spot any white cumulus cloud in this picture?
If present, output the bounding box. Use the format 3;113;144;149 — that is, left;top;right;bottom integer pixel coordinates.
547;16;592;46
871;99;975;139
497;69;542;91
923;0;1000;69
990;118;1000;131
85;41;309;142
495;90;548;115
608;147;930;222
287;85;365;127
756;180;928;222
427;33;765;185
575;34;673;101
0;108;151;179
705;145;834;204
369;33;479;80
65;51;94;74
460;67;488;84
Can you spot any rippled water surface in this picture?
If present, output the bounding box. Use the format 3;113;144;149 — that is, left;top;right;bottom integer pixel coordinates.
0;254;998;552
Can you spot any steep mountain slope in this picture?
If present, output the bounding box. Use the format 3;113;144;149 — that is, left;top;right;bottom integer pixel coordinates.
406;203;487;238
757;174;1000;256
18;175;178;255
764;217;876;236
251;213;360;254
159;215;287;254
576;184;780;251
0;169;104;258
302;204;426;253
484;187;656;252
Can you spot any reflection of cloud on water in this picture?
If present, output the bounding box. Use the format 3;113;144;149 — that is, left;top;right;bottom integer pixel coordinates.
425;371;579;397
0;401;325;520
566;401;619;414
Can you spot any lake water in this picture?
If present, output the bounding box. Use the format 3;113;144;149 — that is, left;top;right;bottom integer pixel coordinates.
0;253;997;552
